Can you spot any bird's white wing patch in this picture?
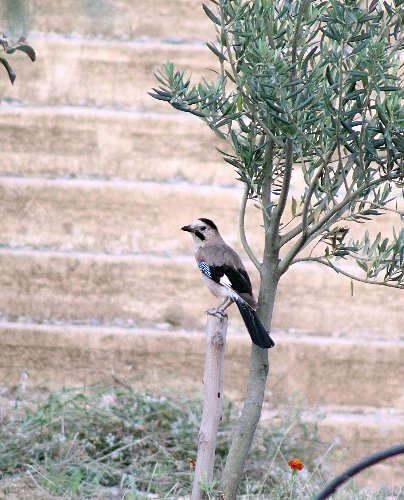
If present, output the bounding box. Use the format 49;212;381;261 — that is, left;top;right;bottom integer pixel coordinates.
219;275;232;287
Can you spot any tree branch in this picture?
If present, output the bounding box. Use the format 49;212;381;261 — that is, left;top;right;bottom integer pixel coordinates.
239;183;261;271
308;172;403;239
301;147;338;236
268;139;294;246
291;256;404;289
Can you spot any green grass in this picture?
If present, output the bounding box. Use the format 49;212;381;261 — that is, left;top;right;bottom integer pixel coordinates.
0;385;400;499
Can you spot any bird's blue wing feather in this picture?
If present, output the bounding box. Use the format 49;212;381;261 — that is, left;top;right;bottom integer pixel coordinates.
197;260;252;295
198;261;213;279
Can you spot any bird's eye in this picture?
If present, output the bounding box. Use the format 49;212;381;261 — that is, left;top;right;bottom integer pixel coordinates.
200;226;206;231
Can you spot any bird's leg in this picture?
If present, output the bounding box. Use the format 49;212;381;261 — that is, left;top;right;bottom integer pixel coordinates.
219;298;234;312
207;297;230;315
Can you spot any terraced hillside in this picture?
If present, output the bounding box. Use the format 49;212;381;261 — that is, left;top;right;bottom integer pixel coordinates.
0;0;403;487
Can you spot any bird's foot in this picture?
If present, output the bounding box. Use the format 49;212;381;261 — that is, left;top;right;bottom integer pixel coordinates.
207;307;227;317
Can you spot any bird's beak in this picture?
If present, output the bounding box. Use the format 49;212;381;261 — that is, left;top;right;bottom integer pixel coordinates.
181;225;193;232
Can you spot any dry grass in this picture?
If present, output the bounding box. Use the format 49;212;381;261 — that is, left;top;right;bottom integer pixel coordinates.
0;385;400;499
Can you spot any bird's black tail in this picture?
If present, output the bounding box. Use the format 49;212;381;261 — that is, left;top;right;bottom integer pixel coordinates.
235;300;275;349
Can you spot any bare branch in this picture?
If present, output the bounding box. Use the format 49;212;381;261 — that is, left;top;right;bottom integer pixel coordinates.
301;147;338;236
239;183;261;271
291;257;404;289
269;138;294;240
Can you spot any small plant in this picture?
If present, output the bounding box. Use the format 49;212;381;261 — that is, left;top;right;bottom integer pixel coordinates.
198;475;218;498
0;33;35;84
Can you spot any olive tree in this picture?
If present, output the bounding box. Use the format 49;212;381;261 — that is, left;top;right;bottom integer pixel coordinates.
150;0;403;497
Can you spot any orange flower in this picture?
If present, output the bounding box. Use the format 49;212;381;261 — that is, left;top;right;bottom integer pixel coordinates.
288;458;304;470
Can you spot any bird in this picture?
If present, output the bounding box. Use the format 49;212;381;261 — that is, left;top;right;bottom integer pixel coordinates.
181;217;275;349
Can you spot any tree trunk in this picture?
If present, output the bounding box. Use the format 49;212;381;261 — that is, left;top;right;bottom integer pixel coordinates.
219;261;279;499
191;311;228;500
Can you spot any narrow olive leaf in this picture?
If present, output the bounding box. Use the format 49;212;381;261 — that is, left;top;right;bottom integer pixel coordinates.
266;100;284;113
341;120;356;135
326;66;334;86
356;259;369;272
17;44;36;61
301;46;318;66
350;279;354;297
206;42;227;62
215;113;241;128
202;3;221;25
148;92;171;102
211;126;227;140
348;32;371;42
273;27;288;39
286;85;306;100
294;95;315;112
383;1;393;14
284;79;305;88
379;86;400;91
268;112;291;125
0;57;16;84
150;87;172;97
392;135;404;152
313;206;322;223
224;156;243;168
6;44;36;62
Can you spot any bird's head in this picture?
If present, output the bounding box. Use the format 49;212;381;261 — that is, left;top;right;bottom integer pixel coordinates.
181;218;219;247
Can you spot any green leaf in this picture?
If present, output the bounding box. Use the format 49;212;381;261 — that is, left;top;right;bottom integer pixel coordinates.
313;206;322;223
6;44;36;62
326;66;335;86
356;259;369;272
202;3;221;25
148;91;171;102
0;57;16;84
206;42;227;62
266;100;284;114
379;86;400;91
348;32;371;42
392;135;404;152
16;44;36;61
294;95;315;112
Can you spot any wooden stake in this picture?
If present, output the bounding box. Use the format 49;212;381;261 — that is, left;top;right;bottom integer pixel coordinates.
191;311;228;500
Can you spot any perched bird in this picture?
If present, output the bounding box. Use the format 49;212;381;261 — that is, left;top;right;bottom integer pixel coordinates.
181;218;275;349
